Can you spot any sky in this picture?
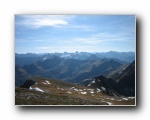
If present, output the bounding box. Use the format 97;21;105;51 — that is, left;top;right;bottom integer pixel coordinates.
15;15;135;53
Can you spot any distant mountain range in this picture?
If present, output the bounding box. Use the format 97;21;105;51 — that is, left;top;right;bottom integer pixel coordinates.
15;51;135;66
15;51;135;97
15;57;129;85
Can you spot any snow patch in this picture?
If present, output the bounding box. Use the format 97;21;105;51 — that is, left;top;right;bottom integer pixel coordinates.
110;98;115;100
61;54;71;58
91;80;95;83
96;88;101;92
70;87;78;91
79;89;82;91
29;87;44;92
107;102;113;105
45;80;51;84
90;91;94;94
128;97;135;99
74;89;78;91
42;82;46;84
43;58;47;61
80;92;87;94
70;87;75;89
90;90;94;94
67;91;72;94
122;98;128;100
101;87;106;91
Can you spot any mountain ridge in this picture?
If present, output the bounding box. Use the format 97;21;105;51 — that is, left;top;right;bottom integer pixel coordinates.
16;57;127;84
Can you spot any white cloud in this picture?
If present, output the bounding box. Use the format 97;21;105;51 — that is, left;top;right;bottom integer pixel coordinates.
16;15;94;31
16;15;71;28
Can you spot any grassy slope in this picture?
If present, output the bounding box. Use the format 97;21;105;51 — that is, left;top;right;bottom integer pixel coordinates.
15;77;135;105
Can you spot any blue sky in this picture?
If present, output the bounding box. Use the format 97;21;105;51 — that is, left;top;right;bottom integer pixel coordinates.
15;15;135;53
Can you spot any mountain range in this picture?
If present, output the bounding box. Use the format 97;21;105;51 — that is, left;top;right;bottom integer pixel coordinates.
15;51;134;66
15;55;130;85
15;51;135;105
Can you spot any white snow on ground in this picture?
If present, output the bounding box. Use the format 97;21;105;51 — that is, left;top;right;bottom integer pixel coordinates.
42;82;46;84
90;89;94;93
70;87;75;89
80;92;87;94
107;102;113;105
42;81;51;85
70;87;79;91
91;80;95;83
29;87;44;92
87;83;91;87
90;91;94;94
43;58;47;61
110;98;115;100
61;54;71;58
128;97;135;99
45;80;51;84
122;97;128;100
67;91;72;94
74;89;78;91
70;87;78;91
101;87;106;91
79;89;82;91
96;88;101;92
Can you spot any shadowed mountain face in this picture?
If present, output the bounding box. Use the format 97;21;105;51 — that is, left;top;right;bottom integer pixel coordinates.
16;57;125;84
20;79;36;88
116;61;135;96
15;65;30;86
86;61;135;97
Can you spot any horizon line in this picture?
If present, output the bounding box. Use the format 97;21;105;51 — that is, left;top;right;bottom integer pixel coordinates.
15;51;135;54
